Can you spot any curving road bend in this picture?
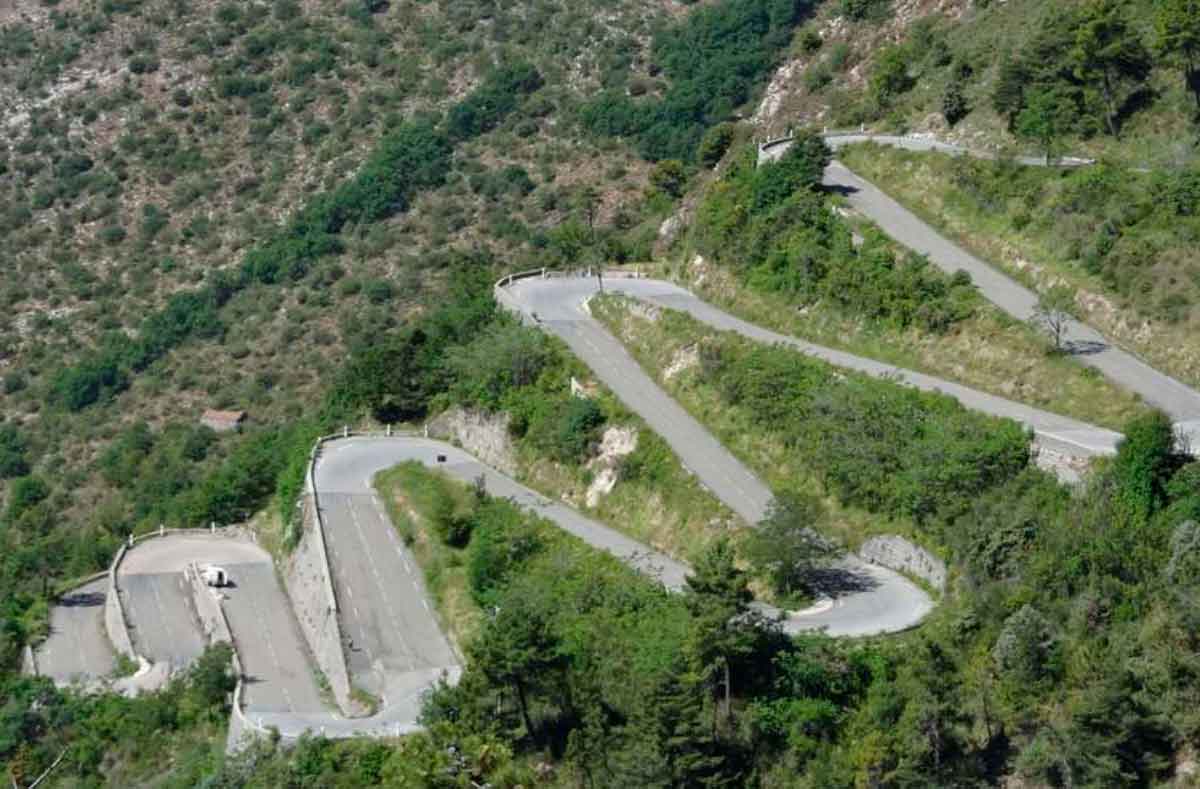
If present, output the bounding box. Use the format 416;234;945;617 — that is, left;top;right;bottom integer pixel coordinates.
506;276;1124;458
319;437;929;639
35;578;115;686
33;349;937;747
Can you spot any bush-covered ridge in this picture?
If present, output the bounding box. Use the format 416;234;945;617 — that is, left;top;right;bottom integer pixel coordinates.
691;134;979;335
47;61;541;412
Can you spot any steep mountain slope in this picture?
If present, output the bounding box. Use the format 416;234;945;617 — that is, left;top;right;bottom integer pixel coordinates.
0;0;813;572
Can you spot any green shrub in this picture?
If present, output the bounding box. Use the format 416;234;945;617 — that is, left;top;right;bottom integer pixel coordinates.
0;425;30;479
705;336;1029;523
445;61;542;142
98;224;127;245
751;131;830;211
526;397;606;464
466;499;543;603
649;159;688;197
429;479;474;547
697;122;737;167
838;0;891;22
693;142;976;334
581;0;805;161
6;476;49;521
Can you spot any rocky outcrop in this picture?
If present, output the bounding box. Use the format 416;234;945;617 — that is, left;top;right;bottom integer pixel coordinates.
427;408;517;476
664;344;700;381
585;427;638;508
860;535;947;590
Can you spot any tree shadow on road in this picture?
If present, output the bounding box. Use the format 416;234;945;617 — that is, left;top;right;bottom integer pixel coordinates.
808;564;879;598
1063;339;1108;356
58;591;105;608
823;183;860;198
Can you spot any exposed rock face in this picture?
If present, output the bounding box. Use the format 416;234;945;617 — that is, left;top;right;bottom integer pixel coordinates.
664;344;700;381
427;408;517;476
586;426;638;508
860;535;947;590
1033;443;1091;485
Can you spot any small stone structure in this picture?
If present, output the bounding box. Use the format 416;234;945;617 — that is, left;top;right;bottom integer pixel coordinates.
860;535;947;590
202;409;247;433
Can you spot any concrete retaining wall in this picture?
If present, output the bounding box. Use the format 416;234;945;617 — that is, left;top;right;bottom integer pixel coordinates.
285;492;354;715
104;526;235;664
185;563;233;645
104;543;137;660
860;535;947;590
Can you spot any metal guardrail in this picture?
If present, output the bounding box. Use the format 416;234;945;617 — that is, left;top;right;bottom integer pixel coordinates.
757;131;1097;168
494;267;646;292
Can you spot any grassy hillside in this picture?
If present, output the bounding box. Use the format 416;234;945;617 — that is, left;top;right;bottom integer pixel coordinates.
0;0;819;781
840;142;1200;387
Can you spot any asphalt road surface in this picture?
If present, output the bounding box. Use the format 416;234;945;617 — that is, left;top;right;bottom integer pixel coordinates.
35;578;116;685
314;441;461;726
121;572;206;669
506;278;943;634
508;276;1125;458
320;437;927;638
222;562;326;716
319;437;692;592
822;160;1200;427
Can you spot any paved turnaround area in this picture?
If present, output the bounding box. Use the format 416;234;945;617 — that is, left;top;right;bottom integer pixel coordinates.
117;535;326;719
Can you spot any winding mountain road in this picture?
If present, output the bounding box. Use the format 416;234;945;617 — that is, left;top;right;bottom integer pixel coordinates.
245;432;932;741
762;133;1200;438
504;275;1124;458
319;438;931;640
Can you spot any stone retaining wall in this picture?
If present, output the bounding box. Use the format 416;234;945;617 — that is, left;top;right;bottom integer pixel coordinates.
427;408;517;475
104;543;137;660
860;535;947;590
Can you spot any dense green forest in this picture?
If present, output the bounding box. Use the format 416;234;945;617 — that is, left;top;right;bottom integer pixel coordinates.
4;0;1200;785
